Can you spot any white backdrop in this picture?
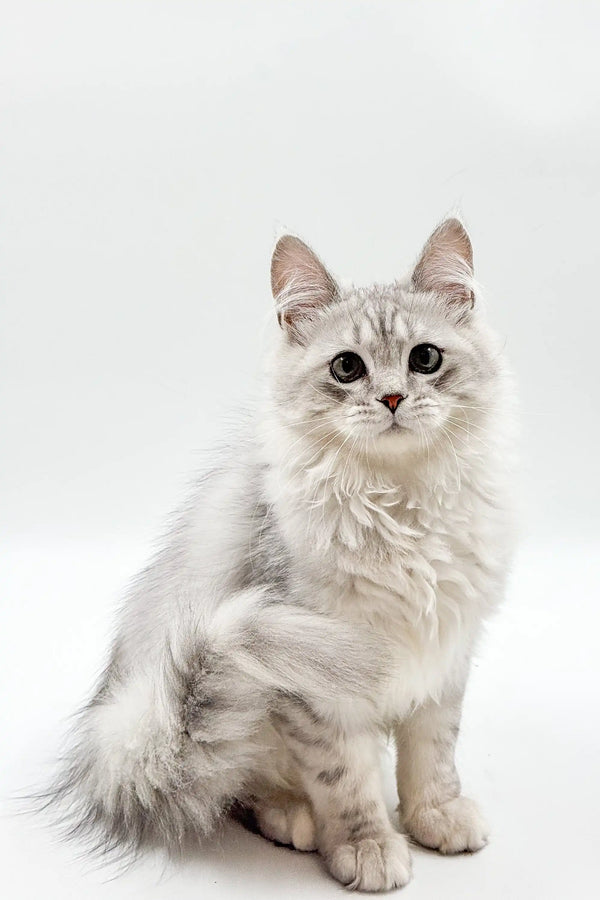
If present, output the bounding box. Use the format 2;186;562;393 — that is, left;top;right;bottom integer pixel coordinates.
1;3;598;899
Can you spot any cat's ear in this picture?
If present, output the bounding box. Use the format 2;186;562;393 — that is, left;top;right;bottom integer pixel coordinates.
271;235;339;342
412;218;475;309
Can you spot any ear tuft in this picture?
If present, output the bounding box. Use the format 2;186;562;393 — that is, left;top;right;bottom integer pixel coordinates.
271;235;338;342
412;218;475;308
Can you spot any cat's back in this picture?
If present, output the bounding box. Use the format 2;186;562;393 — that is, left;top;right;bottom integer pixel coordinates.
113;434;272;659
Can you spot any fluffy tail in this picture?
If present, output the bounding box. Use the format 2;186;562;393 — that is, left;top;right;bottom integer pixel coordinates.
41;588;388;860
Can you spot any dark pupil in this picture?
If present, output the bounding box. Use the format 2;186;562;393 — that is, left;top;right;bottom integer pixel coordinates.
341;356;354;372
418;347;433;366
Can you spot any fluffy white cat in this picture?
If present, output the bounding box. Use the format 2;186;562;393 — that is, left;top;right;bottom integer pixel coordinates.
49;219;514;891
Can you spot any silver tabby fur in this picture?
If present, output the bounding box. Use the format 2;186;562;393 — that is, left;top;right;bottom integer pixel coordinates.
47;219;514;891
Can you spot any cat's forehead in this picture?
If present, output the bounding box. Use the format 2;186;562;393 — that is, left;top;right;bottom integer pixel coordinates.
323;284;448;348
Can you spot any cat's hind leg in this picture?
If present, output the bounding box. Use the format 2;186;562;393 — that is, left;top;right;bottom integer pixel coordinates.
232;722;317;851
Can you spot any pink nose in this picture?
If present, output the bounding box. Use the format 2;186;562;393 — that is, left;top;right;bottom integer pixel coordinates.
378;394;405;413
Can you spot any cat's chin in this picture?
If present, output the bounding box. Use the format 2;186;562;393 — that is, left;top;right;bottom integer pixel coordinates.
369;424;423;459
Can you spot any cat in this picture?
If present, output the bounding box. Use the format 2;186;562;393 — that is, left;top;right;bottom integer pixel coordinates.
47;218;514;891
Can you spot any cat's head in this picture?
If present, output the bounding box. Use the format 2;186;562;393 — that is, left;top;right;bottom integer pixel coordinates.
269;219;502;464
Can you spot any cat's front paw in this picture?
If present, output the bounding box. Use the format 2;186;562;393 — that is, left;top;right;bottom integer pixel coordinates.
326;832;412;892
404;796;489;854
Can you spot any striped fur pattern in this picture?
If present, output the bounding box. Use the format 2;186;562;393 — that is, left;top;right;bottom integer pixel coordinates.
46;219;514;891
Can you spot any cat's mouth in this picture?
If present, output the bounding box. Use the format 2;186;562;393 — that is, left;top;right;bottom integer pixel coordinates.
384;420;403;433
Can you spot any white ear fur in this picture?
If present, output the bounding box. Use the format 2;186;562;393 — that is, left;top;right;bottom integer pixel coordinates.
271;235;339;342
412;218;475;308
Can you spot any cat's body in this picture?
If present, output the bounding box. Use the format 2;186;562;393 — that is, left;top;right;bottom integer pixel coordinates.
50;220;514;890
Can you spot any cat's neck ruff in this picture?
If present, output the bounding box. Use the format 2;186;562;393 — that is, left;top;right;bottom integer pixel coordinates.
272;417;483;500
264;417;489;562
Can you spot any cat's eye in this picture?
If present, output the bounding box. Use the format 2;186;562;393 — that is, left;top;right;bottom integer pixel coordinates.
330;352;367;383
409;344;443;374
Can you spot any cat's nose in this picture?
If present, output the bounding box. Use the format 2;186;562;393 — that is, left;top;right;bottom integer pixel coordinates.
378;394;405;414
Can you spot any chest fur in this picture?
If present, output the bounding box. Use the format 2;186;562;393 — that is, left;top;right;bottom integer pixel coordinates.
281;477;501;714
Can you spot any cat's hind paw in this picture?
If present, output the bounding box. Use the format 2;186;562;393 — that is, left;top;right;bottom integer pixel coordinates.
254;797;317;852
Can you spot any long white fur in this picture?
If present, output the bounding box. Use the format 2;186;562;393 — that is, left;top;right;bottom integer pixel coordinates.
46;219;514;890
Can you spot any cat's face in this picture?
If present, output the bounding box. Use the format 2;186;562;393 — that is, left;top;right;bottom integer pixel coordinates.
270;220;500;460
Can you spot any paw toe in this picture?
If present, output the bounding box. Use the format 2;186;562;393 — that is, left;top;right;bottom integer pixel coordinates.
258;805;291;845
290;802;317;852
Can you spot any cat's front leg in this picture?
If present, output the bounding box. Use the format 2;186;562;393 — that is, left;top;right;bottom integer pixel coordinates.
273;700;412;892
395;682;489;854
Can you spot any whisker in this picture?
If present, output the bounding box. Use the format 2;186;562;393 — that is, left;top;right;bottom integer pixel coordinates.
445;417;492;451
438;424;462;492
